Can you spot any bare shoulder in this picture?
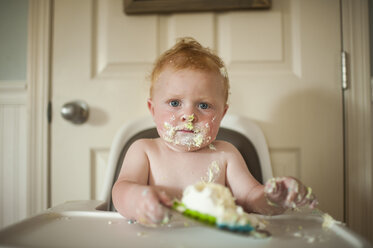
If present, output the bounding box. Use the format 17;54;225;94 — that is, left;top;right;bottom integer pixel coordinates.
128;138;160;152
213;140;241;154
212;140;247;168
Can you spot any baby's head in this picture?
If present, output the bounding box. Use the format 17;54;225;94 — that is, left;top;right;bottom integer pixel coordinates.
148;37;230;152
150;37;230;104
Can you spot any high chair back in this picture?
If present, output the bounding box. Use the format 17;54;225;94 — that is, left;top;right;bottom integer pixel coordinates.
100;114;273;211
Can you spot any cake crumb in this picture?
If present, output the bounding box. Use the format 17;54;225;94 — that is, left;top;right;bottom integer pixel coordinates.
306;236;316;243
201;161;221;183
209;144;216;150
137;232;147;237
142;188;149;196
322;213;343;229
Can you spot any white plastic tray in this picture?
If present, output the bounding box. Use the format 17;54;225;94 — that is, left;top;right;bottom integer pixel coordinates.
0;200;371;248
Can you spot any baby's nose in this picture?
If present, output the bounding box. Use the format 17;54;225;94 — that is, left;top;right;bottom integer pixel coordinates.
181;113;197;122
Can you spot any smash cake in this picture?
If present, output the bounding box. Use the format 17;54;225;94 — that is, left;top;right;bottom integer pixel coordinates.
174;182;265;232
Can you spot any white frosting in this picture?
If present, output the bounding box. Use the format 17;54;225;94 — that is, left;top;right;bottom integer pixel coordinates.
322;213;343;229
219;67;228;78
181;182;262;227
201;161;221;183
162;120;210;150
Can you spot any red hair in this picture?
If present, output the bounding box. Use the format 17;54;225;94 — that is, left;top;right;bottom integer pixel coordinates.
150;37;230;103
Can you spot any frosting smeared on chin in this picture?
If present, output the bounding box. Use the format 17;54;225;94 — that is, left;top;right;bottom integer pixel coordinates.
162;116;211;150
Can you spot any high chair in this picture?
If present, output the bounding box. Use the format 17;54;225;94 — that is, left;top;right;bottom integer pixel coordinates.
1;115;368;248
100;113;273;211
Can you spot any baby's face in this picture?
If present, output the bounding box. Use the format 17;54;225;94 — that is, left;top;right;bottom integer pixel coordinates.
148;67;228;152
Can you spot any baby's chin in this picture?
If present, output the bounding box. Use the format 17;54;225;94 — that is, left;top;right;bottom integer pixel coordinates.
158;124;216;152
163;140;211;152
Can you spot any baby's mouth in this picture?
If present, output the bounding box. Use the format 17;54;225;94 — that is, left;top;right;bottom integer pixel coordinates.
177;129;195;133
162;121;208;149
175;123;198;133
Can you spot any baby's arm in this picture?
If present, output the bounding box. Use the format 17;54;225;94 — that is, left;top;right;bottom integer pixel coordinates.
112;139;172;224
224;142;317;215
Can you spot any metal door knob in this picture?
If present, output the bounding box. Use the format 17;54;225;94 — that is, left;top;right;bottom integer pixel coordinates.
61;100;89;124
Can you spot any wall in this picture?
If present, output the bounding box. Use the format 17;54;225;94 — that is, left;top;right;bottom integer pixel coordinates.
0;0;29;229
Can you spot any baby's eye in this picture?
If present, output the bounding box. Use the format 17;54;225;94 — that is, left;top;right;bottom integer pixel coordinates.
198;102;209;109
169;100;180;107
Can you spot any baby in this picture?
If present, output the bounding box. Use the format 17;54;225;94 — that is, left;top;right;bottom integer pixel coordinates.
112;37;317;225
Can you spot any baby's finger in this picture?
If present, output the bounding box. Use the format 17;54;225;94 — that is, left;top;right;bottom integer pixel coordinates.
265;177;283;195
264;178;276;194
265;183;288;209
138;188;165;223
157;190;173;207
265;178;286;198
285;189;299;208
282;178;303;208
145;203;164;223
293;184;308;206
309;198;319;209
296;186;318;208
282;177;300;193
143;196;167;223
136;208;156;227
304;187;318;207
297;193;310;206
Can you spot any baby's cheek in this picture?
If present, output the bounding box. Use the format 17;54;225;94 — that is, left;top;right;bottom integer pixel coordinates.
206;122;219;140
156;116;175;132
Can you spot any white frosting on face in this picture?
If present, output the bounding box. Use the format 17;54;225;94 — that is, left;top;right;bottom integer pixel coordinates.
219;67;228;78
162;120;211;150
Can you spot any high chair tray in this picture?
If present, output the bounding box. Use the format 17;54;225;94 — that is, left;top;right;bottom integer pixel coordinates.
0;200;371;248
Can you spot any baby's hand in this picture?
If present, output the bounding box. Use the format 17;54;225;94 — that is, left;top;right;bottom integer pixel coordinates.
264;177;318;209
135;187;173;226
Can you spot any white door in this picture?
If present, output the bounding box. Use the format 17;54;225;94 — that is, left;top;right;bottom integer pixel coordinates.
51;0;343;220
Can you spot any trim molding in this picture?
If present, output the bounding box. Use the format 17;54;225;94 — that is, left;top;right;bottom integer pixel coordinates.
0;81;27;91
27;0;51;215
342;0;373;242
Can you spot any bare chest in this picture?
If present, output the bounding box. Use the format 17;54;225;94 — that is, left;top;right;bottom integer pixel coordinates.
147;150;227;198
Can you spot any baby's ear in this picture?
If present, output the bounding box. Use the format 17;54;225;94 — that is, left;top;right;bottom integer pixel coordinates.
222;104;229;117
147;98;155;116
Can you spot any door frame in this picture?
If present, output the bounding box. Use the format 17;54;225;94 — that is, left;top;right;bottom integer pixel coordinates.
28;0;372;238
27;0;51;215
341;0;373;240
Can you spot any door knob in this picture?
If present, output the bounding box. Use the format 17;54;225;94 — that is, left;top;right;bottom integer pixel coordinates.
61;100;89;124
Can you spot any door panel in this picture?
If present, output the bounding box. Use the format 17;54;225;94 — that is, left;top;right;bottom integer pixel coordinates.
52;0;343;220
